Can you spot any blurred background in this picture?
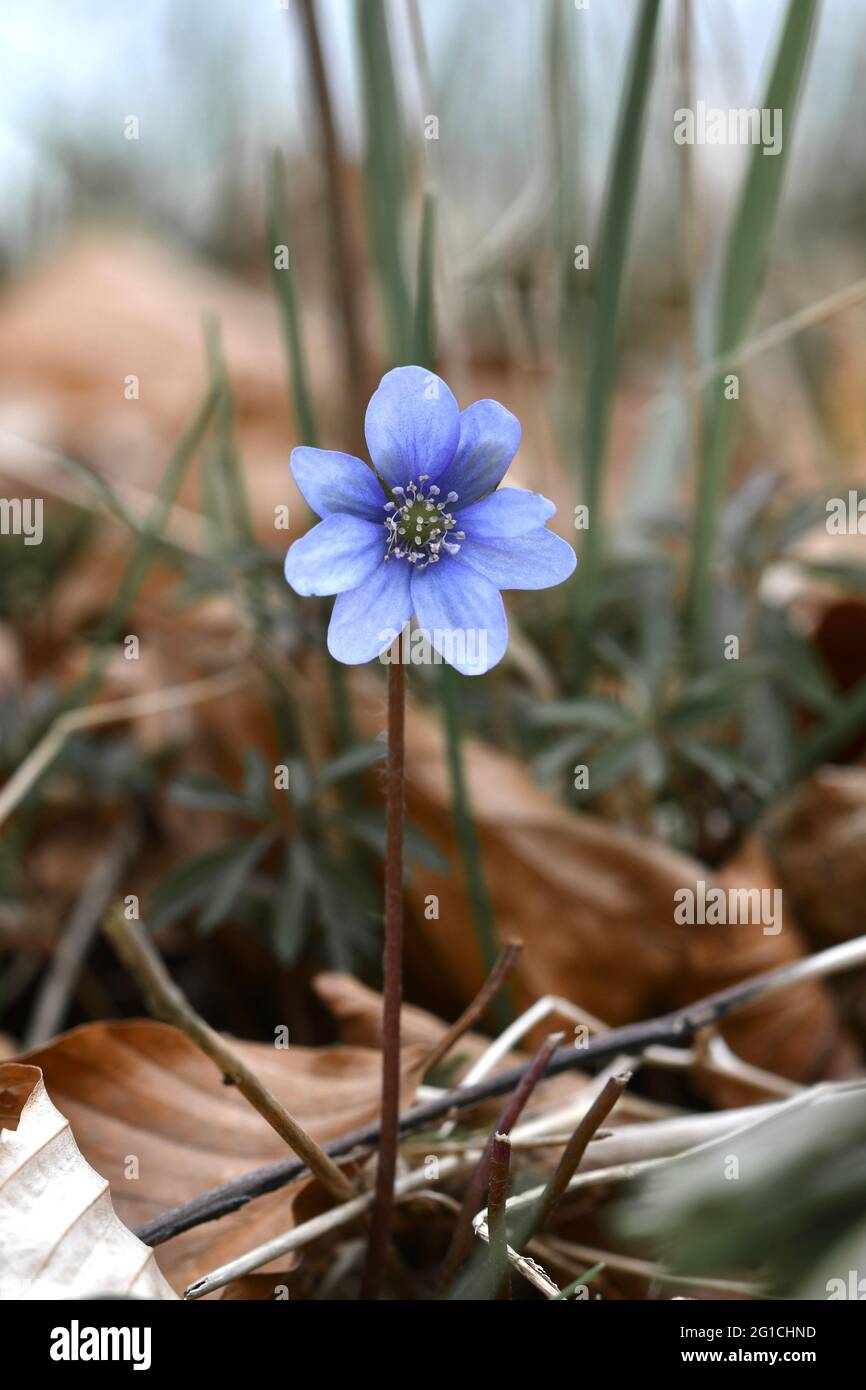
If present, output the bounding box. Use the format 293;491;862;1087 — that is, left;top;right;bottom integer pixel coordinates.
1;0;865;1099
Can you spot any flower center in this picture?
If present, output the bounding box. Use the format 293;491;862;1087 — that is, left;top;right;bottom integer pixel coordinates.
383;477;464;571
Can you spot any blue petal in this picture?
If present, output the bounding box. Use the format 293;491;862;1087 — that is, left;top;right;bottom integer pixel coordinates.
327;560;412;664
411;558;507;676
284;513;384;596
435;400;521;507
458;527;577;590
457;488;555;538
365;366;460;491
291;447;386;521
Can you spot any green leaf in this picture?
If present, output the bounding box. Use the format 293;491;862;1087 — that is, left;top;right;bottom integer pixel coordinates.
673;737;772;797
271;839;313;966
664;663;769;730
284;757;315;810
771;627;839;717
583;733;648;797
168;773;250;817
528;696;633;732
315;739;387;791
148;843;254;931
532;732;595;788
334;808;449;877
242;750;274;819
198;830;275;934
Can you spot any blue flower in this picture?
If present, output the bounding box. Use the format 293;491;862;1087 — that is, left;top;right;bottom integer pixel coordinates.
284;366;576;675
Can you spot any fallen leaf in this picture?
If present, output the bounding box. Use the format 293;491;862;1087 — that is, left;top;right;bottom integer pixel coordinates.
19;1020;425;1293
351;677;855;1088
766;767;866;946
314;970;491;1063
0;1061;176;1300
680;836;858;1105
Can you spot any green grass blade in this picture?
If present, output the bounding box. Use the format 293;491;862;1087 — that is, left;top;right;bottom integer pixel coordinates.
413;190;437;369
204;315;256;548
686;0;820;665
356;0;413;363
574;0;662;643
266;150;319;448
438;664;514;1032
264;166;358;755
77;381;219;704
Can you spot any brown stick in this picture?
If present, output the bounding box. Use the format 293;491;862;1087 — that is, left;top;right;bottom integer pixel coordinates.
439;1030;565;1288
294;0;367;423
102;907;355;1204
361;651;406;1298
422;940;523;1077
531;1071;631;1233
134;933;866;1249
488;1133;512;1300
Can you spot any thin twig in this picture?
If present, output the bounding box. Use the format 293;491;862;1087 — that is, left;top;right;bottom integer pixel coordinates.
186;1079;864;1301
487;1133;512;1300
102;907;355;1204
24;820;139;1047
294;0;367;422
530;1071;631;1233
135;934;866;1248
185;1149;476;1300
439;1031;565;1287
421;940;523;1077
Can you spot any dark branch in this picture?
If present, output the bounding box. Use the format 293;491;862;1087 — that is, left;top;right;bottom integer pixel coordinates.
134;935;866;1248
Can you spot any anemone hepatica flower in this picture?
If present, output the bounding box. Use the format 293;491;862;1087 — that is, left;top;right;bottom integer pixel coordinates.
284;366;576;675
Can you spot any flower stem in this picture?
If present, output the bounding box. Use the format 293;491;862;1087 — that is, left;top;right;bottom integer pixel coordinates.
361;646;405;1298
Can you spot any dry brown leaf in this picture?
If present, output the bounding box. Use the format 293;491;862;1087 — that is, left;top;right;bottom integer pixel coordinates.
351;677;853;1087
19;1020;426;1293
680;836;859;1105
314;970;492;1064
0;233;371;551
766;768;866;946
0;1061;176;1300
